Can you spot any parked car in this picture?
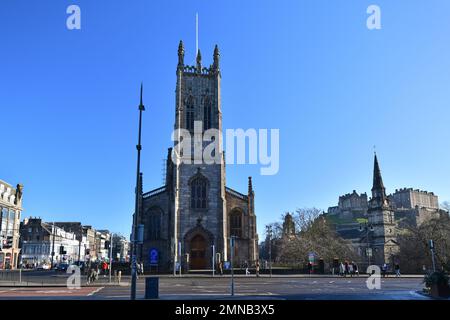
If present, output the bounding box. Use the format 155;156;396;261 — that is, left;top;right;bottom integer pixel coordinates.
36;264;51;270
55;263;69;272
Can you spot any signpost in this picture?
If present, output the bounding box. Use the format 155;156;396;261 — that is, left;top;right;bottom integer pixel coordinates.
230;236;235;296
212;245;215;277
429;240;436;272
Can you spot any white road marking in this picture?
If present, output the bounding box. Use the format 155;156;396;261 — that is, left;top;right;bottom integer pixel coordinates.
87;286;104;296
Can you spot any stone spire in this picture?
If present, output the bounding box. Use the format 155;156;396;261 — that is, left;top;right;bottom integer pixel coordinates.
178;40;185;69
371;153;387;202
213;44;220;71
196;49;202;72
248;176;253;195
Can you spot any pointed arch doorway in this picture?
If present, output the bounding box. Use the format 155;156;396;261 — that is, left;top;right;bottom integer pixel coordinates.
190;234;207;269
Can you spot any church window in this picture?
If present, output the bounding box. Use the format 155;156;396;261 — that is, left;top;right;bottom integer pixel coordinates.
204;96;212;130
191;176;208;209
230;211;242;237
186;95;194;131
146;209;162;240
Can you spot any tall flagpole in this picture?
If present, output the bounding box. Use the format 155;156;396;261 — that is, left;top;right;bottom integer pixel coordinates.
131;83;145;300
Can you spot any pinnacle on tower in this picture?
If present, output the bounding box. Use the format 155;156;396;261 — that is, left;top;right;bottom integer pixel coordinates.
196;49;202;72
178;40;185;68
248;176;253;195
213;44;220;70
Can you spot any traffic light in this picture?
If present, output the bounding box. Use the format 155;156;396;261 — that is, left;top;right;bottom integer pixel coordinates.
105;241;110;250
59;246;65;254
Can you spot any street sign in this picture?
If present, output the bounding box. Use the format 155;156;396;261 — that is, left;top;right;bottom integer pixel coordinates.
149;248;159;265
308;252;316;263
224;261;231;270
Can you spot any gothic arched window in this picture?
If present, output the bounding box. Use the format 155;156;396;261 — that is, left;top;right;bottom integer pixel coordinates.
203;96;212;130
186;95;194;131
230;210;242;238
190;176;208;209
145;208;162;240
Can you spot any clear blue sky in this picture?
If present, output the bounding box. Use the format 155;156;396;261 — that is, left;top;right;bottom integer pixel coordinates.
1;1;449;238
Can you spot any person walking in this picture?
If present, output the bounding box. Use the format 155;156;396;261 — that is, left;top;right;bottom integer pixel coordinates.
244;261;250;276
218;261;223;276
339;262;345;277
344;261;349;277
348;263;354;277
255;261;260;278
352;262;359;276
381;263;387;277
394;263;401;277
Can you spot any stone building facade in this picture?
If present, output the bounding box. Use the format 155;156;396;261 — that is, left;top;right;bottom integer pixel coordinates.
0;179;23;269
139;41;258;271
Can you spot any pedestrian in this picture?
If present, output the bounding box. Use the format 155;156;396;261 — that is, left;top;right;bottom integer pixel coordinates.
244;261;250;276
339;262;345;277
352;262;359;276
381;263;387;277
255;261;260;277
344;261;349;277
219;261;224;276
117;270;122;284
101;261;107;277
348;263;354;277
394;263;401;277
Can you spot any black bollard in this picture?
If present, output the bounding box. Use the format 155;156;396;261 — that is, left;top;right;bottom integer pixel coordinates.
145;277;159;299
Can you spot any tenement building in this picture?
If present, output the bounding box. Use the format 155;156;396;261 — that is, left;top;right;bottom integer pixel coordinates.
138;41;258;271
0;179;23;269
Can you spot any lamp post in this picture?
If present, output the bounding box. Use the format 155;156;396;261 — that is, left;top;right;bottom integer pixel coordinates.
359;222;374;267
131;84;145;300
230;236;236;296
266;225;273;277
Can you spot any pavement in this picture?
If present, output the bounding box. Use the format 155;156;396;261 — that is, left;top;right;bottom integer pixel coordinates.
0;274;436;300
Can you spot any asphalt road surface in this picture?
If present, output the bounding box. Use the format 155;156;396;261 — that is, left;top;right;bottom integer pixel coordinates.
0;275;431;300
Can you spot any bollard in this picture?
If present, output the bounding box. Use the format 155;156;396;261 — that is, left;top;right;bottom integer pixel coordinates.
144;277;159;299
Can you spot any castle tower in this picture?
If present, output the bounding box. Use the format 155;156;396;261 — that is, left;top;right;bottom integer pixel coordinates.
367;153;398;266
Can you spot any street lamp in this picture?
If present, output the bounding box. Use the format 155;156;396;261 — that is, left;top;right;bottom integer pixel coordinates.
265;225;273;277
359;222;374;267
131;83;145;300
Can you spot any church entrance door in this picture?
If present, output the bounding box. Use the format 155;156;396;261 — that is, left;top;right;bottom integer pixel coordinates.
190;234;207;269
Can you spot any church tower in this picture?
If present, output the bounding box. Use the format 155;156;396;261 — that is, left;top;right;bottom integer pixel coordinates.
140;41;258;272
367;153;398;266
172;41;227;269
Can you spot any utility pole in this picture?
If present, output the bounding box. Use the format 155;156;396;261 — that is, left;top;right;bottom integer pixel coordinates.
230;236;235;296
131;83;145;300
266;225;273;278
212;244;215;277
430;240;436;272
51;223;56;268
109;233;113;283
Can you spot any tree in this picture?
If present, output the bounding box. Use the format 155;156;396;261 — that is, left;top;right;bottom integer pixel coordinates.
265;208;358;266
397;214;450;273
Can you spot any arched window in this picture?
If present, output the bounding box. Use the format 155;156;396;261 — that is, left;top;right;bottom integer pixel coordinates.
230;210;242;238
203;96;212;130
185;95;194;131
191;176;208;209
145;208;162;240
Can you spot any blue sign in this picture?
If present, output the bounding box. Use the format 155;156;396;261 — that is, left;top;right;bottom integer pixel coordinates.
149;248;159;265
224;261;231;270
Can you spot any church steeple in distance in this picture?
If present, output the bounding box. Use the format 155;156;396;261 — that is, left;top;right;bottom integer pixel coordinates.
371;152;386;200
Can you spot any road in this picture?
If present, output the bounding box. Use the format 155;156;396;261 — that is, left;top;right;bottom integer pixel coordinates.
0;275;431;300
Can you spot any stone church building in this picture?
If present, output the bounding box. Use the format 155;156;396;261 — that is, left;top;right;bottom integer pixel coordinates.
138;41;258;271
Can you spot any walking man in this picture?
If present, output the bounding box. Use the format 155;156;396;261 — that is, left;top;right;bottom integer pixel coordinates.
255;261;260;278
394;263;401;277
